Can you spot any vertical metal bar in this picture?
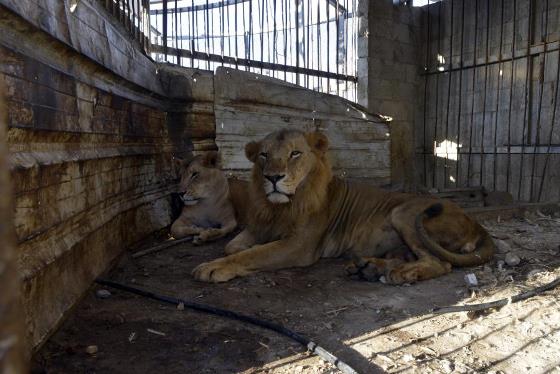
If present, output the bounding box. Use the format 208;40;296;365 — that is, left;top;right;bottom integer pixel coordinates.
261;0;265;74
517;0;533;200
335;0;340;96
537;46;560;201
432;1;442;189
423;2;431;188
131;0;136;40
443;0;454;189
191;0;196;68
506;0;517;194
492;0;505;191
221;0;225;66
126;0;132;33
478;0;491;188
295;0;300;85
284;0;288;80
179;0;183;56
466;0;479;188
163;0;168;61
317;0;321;91
175;0;179;65
273;0;277;77
326;0;330;93
344;0;348;99
306;0;310;88
235;0;239;69
249;0;253;72
454;0;465;188
529;0;549;201
206;0;211;70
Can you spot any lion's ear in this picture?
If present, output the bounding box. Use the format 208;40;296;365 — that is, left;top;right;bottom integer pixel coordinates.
202;151;219;168
245;141;260;163
306;132;329;154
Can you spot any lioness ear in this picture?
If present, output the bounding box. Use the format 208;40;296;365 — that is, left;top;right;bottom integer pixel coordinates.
306;132;329;154
245;141;260;163
202;151;219;168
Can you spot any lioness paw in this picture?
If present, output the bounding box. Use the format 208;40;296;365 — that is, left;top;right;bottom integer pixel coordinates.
192;258;241;282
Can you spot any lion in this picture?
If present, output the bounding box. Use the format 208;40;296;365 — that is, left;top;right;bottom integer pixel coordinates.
171;152;248;244
192;129;495;283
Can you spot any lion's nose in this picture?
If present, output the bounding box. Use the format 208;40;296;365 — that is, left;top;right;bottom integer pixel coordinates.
265;174;285;184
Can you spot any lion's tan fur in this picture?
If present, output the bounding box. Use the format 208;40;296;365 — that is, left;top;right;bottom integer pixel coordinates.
192;130;494;283
171;152;248;243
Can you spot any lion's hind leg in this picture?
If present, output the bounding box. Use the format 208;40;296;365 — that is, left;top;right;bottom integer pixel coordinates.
346;256;405;282
386;204;452;284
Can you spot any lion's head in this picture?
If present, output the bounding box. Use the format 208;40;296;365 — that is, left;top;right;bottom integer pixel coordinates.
174;152;227;205
245;129;332;206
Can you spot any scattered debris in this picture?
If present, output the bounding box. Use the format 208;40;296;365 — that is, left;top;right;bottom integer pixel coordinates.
495;239;512;254
85;345;98;355
146;328;166;337
497;260;505;271
464;273;478;287
177;302;185;310
95;289;111;299
505;252;521;267
128;332;136;343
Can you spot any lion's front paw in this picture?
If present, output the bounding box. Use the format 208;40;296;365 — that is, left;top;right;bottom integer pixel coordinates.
345;261;382;282
192;258;243;282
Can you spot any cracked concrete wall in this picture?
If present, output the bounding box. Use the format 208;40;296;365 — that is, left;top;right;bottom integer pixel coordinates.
358;0;423;190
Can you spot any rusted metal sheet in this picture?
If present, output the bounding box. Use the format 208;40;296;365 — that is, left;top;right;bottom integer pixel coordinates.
214;67;391;184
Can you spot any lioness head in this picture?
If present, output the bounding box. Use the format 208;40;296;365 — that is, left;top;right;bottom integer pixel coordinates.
174;152;227;205
245;129;329;204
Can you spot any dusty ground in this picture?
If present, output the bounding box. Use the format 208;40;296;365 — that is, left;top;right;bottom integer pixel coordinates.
32;208;560;374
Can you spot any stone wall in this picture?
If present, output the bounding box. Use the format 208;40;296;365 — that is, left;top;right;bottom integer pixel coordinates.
358;0;423;190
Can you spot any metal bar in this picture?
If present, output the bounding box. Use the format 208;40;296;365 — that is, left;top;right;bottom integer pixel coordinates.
151;44;358;81
206;0;211;69
478;0;491;188
432;1;442;189
506;0;517;195
517;0;533;201
249;0;253;71
295;0;300;85
335;0;340;96
149;0;250;14
443;0;454;189
537;48;560;201
454;0;465;188
273;0;277;78
260;0;265;74
466;0;479;188
163;0;168;60
175;0;179;64
317;0;320;90
284;0;288;80
306;0;310;89
492;0;505;191
326;0;330;93
221;0;225;66
422;41;560;75
529;0;549;201
191;0;196;67
422;1;431;188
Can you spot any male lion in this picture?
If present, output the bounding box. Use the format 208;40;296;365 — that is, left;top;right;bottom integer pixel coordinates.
192;130;494;283
171;152;248;244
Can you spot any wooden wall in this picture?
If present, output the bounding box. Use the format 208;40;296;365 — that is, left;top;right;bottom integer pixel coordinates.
215;68;391;185
416;0;560;202
0;1;215;352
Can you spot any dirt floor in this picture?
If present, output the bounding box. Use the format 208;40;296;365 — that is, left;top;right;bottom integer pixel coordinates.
32;208;560;374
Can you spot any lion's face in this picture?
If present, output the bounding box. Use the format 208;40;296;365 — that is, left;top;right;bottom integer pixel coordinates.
245;130;329;204
174;152;226;205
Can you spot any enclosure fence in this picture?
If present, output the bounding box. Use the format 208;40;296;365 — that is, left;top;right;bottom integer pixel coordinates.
145;0;359;101
418;0;560;202
100;0;152;51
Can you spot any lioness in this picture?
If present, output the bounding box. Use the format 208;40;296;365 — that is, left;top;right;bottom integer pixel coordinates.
171;152;248;244
192;130;494;283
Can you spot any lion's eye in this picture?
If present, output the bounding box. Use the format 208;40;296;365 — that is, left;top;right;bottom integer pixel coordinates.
191;172;199;179
259;152;268;159
290;151;302;158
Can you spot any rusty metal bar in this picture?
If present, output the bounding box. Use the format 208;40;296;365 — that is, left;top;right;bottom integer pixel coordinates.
454;0;465;188
443;0;454;188
151;44;358;81
492;0;505;192
465;0;479;188
478;0;491;188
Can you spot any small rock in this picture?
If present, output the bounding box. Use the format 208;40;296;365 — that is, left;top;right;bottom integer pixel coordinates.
464;273;478;287
505;252;521;266
497;260;505;271
495;239;512;254
95;289;111;299
527;268;544;278
86;345;98;355
379;276;387;284
428;188;439;194
440;359;454;373
177;302;185;310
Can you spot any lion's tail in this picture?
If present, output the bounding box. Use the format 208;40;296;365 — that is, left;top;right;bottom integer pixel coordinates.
415;203;495;267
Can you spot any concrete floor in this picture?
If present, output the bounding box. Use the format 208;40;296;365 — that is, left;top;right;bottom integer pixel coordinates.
32;210;560;374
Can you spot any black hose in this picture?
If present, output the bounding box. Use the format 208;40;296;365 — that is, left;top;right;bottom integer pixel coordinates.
95;278;359;374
